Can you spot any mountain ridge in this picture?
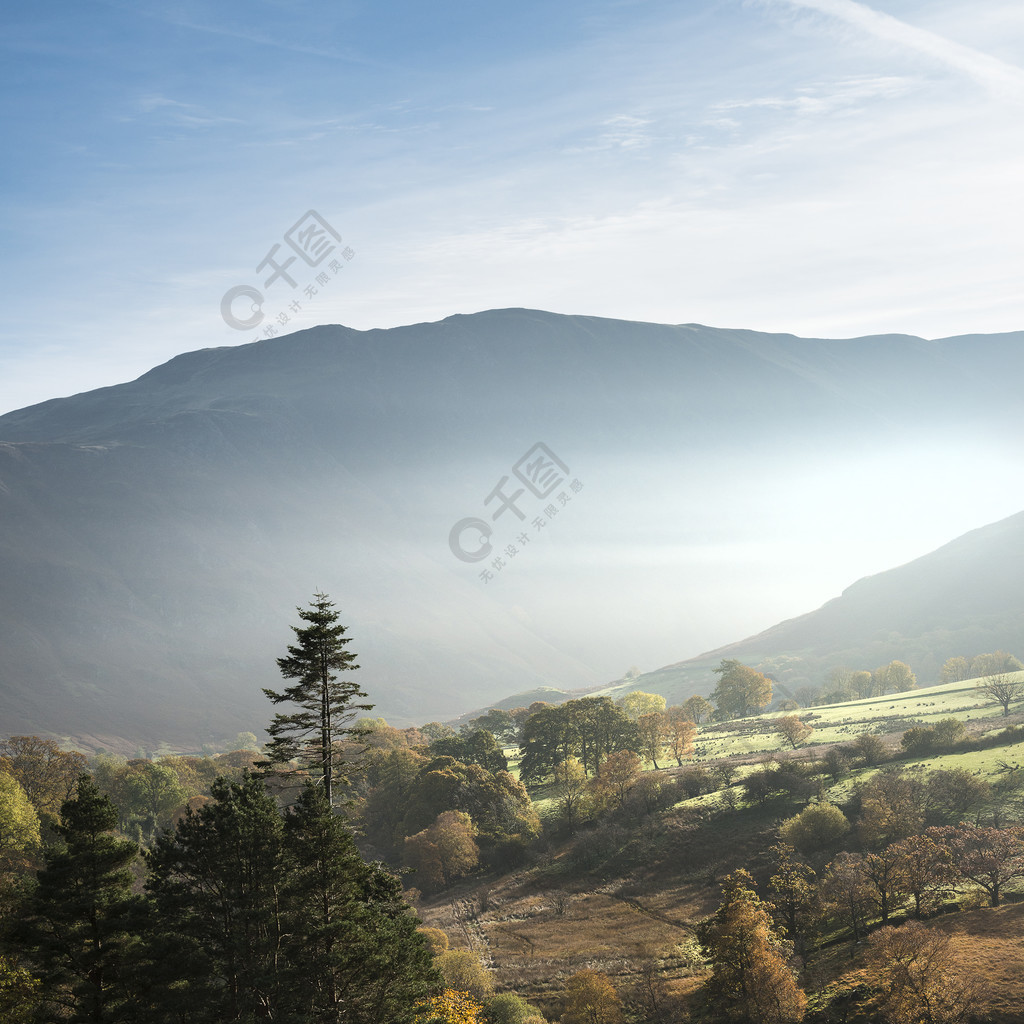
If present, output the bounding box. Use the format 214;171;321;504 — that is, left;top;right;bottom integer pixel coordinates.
1;308;1021;750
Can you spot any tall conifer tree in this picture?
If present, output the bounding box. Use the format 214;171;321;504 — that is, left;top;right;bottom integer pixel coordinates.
262;592;371;807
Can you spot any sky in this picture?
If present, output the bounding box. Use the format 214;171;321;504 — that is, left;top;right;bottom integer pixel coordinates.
2;1;1024;695
2;0;1023;417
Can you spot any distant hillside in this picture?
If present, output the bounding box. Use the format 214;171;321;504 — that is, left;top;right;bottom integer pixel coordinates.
598;509;1024;705
1;309;1022;750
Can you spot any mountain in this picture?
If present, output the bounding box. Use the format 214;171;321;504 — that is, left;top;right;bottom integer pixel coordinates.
1;309;1021;751
597;509;1024;705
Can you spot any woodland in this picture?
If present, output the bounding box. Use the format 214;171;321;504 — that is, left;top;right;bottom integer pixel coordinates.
2;594;1024;1023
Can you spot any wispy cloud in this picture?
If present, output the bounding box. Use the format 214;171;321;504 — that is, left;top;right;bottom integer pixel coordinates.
781;0;1024;103
135;95;244;128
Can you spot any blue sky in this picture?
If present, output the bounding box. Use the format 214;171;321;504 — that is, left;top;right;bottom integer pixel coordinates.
2;0;1023;415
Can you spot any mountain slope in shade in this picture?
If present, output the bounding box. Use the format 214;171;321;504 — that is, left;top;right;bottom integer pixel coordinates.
600;509;1024;705
1;308;1022;751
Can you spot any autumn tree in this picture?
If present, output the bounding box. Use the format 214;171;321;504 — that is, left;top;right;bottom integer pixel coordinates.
861;846;909;925
940;657;971;684
553;757;589;831
697;870;806;1023
857;769;925;848
767;843;818;953
775;716;814;749
889;832;955;918
0;736;87;822
866;922;978;1024
681;695;714;724
873;660;917;694
560;969;623;1024
435;949;494;1002
415;989;485;1024
636;712;667;769
404;810;479;890
820;852;873;942
850;732;888;766
711;660;772;720
970;650;1023;676
614;691;666;722
977;673;1024;717
589;749;642;811
924;768;990;822
262;591;372;808
664;708;697;766
937;822;1024;906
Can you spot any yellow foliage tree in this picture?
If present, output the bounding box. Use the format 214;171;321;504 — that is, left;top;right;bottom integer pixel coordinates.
414;988;485;1024
560;969;623;1024
698;870;806;1023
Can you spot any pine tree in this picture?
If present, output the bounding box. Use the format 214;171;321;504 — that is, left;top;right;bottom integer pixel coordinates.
143;773;286;1022
262;592;372;807
21;775;142;1023
281;783;438;1023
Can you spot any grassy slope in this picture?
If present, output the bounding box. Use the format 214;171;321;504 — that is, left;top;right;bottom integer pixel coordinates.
419;675;1024;1020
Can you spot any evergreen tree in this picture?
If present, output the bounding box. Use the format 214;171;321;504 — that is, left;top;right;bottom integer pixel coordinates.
263;592;372;807
281;783;437;1023
143;773;286;1022
21;775;142;1023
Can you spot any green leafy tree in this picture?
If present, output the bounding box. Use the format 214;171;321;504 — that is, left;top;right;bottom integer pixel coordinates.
467;709;517;744
850;732;888;766
711;660;773;720
681;695;714;724
0;772;40;866
779;802;849;857
430;730;508;773
262;592;372;807
0;955;40;1024
21;776;142;1023
484;991;546;1024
